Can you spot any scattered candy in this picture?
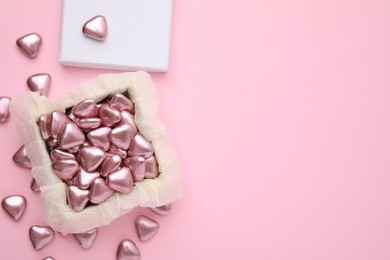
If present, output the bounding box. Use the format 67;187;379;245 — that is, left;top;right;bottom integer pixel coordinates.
116;239;141;260
149;204;171;216
26;73;51;96
135;215;159;242
0;96;11;123
29;225;54;250
73;228;98;249
16;33;42;58
13;145;32;168
36;94;159;211
82;15;107;41
31;178;40;192
1;195;26;221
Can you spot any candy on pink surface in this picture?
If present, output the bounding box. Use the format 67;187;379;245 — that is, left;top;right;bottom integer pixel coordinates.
66;186;89;212
0;96;11;123
16;33;42;58
31;179;40;192
107;167;133;194
116;239;140;260
135;215;159;242
1;195;26;221
149;204;171;216
26;73;51;96
73;228;98;249
13;145;32;169
29;225;54;250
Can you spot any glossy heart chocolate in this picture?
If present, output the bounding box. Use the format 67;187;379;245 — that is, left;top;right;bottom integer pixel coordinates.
13;145;32;168
1;195;26;221
82;15;107;41
116;239;141;260
29;225;54;250
73;228;98;249
135;215;159;242
0;96;11;123
16;33;42;58
27;73;51;96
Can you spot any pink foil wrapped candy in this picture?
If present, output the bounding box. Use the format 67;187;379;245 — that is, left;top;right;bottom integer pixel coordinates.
9;72;182;234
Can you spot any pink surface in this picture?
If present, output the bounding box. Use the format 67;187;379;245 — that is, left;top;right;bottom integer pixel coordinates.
0;0;390;259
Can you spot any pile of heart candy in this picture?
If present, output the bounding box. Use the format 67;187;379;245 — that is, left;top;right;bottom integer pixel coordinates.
39;93;159;211
0;32;172;260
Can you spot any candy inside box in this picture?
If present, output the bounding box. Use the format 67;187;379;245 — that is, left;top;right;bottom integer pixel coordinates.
10;71;182;234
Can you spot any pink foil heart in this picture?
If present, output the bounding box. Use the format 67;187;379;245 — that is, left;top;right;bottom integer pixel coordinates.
29;225;54;250
38;114;51;140
99;104;121;127
73;228;98;249
72;99;99;118
145;156;159;179
27;73;51;96
0;96;11;123
16;33;42;58
107;167;133;194
13;145;32;169
82;15;107;41
119;111;137;131
51;111;71;139
87;127;111;151
128;133;154;159
150;204;171;216
50;149;75;161
135;215;159;242
110;93;134;112
116;239;141;260
109;144;127;159
79;146;105;172
52;160;79;180
101;154;122;177
66;186;89;212
76;117;102;131
123;156;145;182
1;195;26;221
75;168;100;190
31;178;40;192
59;122;86;149
109;124;135;150
89;178;114;204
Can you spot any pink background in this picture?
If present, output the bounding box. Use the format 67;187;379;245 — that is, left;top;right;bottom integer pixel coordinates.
1;0;390;259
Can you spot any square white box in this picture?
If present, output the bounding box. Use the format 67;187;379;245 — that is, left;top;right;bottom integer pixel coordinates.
60;0;173;72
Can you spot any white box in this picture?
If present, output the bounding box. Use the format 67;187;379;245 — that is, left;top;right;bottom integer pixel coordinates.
60;0;173;72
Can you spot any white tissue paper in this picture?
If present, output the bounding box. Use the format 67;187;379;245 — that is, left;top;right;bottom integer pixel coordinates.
10;71;182;234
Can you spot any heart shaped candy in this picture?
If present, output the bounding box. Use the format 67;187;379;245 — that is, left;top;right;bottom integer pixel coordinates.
72;99;98;118
16;33;42;58
79;147;105;172
0;96;11;123
66;186;89;212
75;168;100;190
107;167;133;194
29;225;54;249
38;114;51;140
89;178;114;204
150;204;171;216
135;215;159;242
128;133;154;159
31;178;40;192
99;104;121;127
119;111;137;131
101;154;122;177
27;73;51;96
50;149;75;161
82;15;107;41
73;228;98;249
52;160;79;180
13;145;32;169
58;122;86;150
145;156;159;179
116;239;141;260
1;195;26;221
110;93;134;112
109;144;127;159
109;124;135;150
51;111;71;139
76;118;102;131
87;127;111;151
123;156;145;182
